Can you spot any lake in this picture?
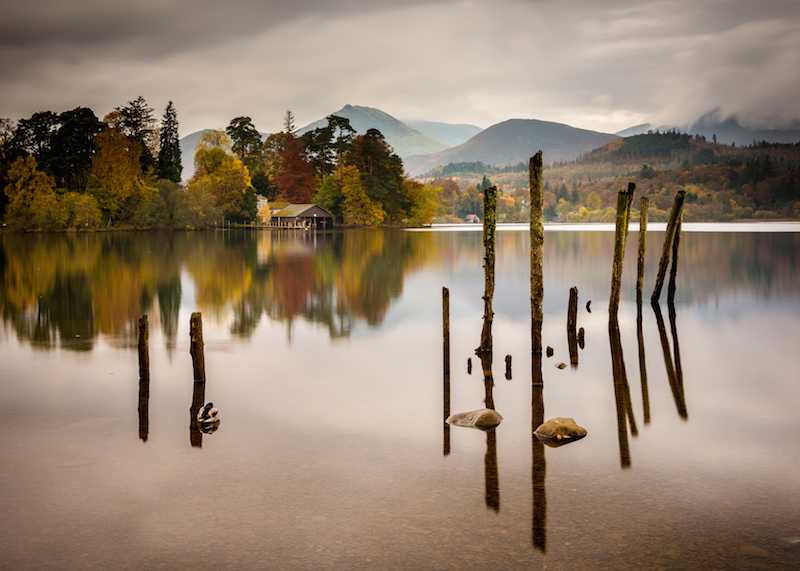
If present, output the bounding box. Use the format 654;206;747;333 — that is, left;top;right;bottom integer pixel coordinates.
1;224;799;570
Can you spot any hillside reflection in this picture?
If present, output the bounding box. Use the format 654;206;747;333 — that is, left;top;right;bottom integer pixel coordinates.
1;228;798;351
0;230;433;350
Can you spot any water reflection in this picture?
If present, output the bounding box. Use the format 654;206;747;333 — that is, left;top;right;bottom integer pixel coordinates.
138;377;149;442
609;316;638;469
2;229;799;351
653;301;688;420
531;353;546;552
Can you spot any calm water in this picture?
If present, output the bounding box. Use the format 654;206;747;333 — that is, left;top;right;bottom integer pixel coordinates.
1;224;799;570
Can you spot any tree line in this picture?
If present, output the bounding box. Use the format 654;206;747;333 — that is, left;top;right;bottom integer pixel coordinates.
0;102;444;230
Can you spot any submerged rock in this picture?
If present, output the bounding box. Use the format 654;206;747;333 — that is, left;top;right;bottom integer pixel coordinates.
446;408;503;430
534;417;587;447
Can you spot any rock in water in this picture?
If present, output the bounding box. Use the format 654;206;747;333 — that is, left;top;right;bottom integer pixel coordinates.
534;417;587;447
446;409;503;430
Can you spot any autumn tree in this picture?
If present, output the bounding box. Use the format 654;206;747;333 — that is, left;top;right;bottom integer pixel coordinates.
89;126;143;223
157;101;182;183
403;179;441;226
4;155;58;229
189;130;256;223
341;165;385;226
274;137;316;203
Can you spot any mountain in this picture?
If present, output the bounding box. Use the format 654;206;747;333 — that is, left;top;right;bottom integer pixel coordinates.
403;119;620;177
297;105;451;158
401;119;483;147
615;112;800;146
615;123;652;137
686;112;800;146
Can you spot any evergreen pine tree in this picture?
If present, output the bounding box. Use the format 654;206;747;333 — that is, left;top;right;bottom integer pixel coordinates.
157;101;182;183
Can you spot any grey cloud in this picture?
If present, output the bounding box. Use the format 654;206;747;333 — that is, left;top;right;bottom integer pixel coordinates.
1;0;799;135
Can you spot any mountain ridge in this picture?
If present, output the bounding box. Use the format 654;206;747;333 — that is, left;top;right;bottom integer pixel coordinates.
297;104;451;158
403;119;620;177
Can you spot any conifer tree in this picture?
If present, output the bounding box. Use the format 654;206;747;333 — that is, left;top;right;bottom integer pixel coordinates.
157;101;182;183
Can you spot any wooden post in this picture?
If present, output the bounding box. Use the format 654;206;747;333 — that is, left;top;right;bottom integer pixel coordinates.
530;152;544;355
138;315;149;380
567;286;579;367
479;186;498;355
667;216;683;303
636;197;649;306
443;287;451;456
609;183;635;321
189;312;206;383
652;190;686;303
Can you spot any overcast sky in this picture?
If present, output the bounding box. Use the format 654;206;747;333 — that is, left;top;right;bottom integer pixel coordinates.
2;0;799;136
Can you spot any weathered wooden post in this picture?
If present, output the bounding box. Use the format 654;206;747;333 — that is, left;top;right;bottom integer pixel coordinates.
609;183;635;322
652;190;686;303
479;186;498;356
530;151;544;355
138;315;149;379
530;151;547;551
667;216;683;303
567;286;579;367
189;312;206;383
636;197;649;306
189;312;207;447
443;287;451;456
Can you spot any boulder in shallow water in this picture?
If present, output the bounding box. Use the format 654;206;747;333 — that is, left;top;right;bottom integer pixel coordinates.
534;417;587;447
446;409;503;430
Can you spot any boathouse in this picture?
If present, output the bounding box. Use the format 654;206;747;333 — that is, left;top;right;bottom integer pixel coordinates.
271;204;335;229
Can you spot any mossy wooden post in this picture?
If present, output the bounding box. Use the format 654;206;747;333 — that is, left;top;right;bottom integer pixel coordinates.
636;197;649;306
652;190;686;303
609;183;635;322
667;216;683;303
479;186;498;355
189;312;206;383
529;151;544;355
443;287;451;456
138;315;149;380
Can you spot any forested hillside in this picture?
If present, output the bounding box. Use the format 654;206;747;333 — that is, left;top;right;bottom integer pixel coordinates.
418;131;800;222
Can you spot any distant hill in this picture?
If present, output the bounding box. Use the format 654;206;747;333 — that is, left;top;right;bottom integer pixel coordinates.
615;123;652;137
297;105;451;158
401;119;483;147
686;112;800;146
404;119;620;177
615;112;800;146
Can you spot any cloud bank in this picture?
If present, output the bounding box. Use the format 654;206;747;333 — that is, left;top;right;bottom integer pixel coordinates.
1;0;799;135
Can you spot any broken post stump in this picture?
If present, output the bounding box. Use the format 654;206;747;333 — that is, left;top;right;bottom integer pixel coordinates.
189;312;206;383
530;151;544;355
567;286;579;366
609;183;635;321
636;197;649;306
652;190;686;303
479;186;498;356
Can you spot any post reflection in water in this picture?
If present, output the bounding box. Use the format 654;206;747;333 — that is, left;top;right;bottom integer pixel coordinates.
190;380;207;448
138;377;149;442
652;302;688;420
478;350;500;512
637;303;651;425
531;353;546;552
609;317;638;469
